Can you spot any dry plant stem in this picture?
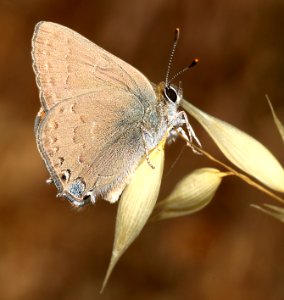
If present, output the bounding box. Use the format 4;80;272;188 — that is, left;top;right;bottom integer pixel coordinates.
189;143;284;205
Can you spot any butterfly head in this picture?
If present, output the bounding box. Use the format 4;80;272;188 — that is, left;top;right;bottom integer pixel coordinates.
155;81;183;128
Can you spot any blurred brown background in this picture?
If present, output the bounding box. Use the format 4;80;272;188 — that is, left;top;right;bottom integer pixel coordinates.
1;0;284;299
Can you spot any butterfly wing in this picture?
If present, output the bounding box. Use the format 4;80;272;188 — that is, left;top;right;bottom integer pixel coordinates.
32;22;166;204
37;90;147;204
32;21;156;111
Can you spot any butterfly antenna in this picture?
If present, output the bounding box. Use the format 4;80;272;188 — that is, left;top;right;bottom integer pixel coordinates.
168;58;199;85
165;28;180;87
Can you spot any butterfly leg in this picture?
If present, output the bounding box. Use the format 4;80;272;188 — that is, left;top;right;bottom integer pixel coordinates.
141;125;155;169
173;111;202;153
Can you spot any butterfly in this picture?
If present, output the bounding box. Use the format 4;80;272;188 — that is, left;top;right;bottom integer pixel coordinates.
32;22;200;207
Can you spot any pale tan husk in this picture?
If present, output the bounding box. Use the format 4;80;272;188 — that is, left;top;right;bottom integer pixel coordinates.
182;100;284;193
101;138;166;292
151;168;226;221
266;95;284;143
251;203;284;222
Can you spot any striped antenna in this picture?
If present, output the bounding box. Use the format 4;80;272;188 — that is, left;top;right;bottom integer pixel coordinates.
165;28;180;87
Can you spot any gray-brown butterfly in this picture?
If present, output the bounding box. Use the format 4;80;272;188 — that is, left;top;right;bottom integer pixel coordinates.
32;22;200;207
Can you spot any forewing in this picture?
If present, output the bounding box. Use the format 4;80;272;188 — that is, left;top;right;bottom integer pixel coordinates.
36;90;145;202
32;21;156;111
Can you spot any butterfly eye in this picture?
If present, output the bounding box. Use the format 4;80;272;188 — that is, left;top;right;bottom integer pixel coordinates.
164;86;178;103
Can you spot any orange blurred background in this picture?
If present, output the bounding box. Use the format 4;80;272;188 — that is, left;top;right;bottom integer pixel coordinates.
0;0;284;299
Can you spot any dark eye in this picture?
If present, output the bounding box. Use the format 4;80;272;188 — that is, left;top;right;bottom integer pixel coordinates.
164;86;178;103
